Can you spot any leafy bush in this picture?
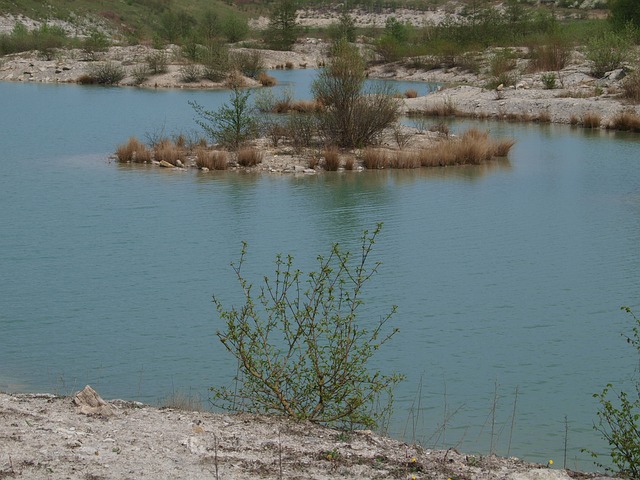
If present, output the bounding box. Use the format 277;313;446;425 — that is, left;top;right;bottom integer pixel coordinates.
222;13;249;43
586;31;629;78
609;0;640;30
201;42;230;82
541;72;557;89
211;225;403;429
590;307;640;478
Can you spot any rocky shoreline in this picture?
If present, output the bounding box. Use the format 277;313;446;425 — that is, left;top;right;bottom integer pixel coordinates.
0;388;618;480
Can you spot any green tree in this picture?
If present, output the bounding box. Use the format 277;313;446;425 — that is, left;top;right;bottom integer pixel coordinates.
222;12;249;43
266;0;300;50
328;11;356;43
590;307;640;478
312;40;400;148
190;85;257;149
609;0;640;30
211;225;403;429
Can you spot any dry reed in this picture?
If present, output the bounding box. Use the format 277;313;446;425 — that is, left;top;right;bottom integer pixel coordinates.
323;146;340;171
610;110;640;132
116;137;152;163
343;156;355;170
404;89;418;99
257;72;277;87
236;147;263;167
195;148;229;170
581;111;601;128
361;148;389;169
154;139;184;166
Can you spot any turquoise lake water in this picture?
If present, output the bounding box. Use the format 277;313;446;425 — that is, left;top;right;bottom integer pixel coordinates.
0;76;639;470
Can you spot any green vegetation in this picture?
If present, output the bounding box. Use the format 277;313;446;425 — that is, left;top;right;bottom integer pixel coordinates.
590;307;640;479
211;225;403;430
265;0;301;50
190;85;258;149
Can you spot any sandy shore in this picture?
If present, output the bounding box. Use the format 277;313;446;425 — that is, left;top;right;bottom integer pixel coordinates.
0;388;618;480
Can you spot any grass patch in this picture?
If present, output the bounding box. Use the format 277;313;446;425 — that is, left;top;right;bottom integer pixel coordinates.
622;71;640;103
361;148;389;169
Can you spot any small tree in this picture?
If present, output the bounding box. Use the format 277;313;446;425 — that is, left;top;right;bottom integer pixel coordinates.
313;40;400;148
211;225;403;430
222;13;249;43
328;11;357;43
190;85;257;149
590;307;640;478
266;0;300;50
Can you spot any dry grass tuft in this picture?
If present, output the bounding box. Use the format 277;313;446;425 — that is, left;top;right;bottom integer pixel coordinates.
195;148;229;170
582;111;601;128
285;61;294;69
569;114;579;125
116;137;152;163
610;110;640;132
154;139;184;166
536;110;551;123
323;146;341;171
404;89;418;99
257;72;277;87
290;100;323;113
343;156;355;170
362;148;389;169
492;138;517;157
389;151;421;169
236;147;263;167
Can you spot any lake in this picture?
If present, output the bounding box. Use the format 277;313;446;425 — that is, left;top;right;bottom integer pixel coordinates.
0;74;639;471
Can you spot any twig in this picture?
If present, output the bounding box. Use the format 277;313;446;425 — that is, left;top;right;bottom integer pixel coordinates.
213;434;219;480
563;415;568;470
278;430;283;480
507;385;519;457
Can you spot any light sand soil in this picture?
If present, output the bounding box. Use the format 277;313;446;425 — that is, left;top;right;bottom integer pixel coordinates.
0;391;618;480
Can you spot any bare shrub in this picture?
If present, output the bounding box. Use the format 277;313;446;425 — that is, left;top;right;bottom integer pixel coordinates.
621;71;640;103
582;111;602;128
131;65;150;85
85;62;125;85
528;41;571;72
146;51;169;74
195;148;229;170
323;146;340;171
116;137;152;163
285;114;317;151
180;64;202;83
236;147;263;167
361;148;389;169
230;50;265;78
313;40;399;148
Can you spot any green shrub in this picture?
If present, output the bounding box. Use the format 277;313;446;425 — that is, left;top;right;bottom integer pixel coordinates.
622;70;640;102
541;72;556;89
211;225;403;429
82;29;110;60
589;307;640;478
586;30;629;78
201;41;230;82
222;13;249;43
265;0;300;50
